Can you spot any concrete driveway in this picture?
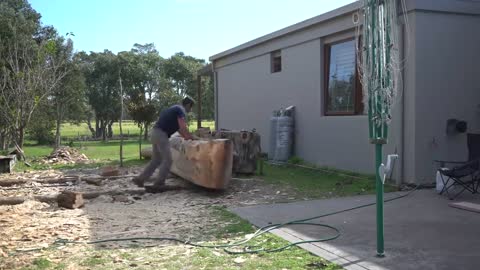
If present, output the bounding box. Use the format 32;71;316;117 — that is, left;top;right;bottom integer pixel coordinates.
231;189;480;270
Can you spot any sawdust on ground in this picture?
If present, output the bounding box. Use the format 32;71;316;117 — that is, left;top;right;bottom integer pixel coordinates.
0;167;301;269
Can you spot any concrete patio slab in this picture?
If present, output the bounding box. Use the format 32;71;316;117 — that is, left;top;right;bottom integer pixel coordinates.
231;189;480;270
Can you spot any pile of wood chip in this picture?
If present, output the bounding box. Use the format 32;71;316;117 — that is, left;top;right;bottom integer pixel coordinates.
42;147;89;165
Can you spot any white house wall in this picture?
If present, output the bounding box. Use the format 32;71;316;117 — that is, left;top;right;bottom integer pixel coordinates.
216;32;403;176
402;11;418;183
412;10;480;183
213;0;480;183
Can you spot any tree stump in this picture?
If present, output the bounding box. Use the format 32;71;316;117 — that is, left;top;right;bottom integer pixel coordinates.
195;129;261;174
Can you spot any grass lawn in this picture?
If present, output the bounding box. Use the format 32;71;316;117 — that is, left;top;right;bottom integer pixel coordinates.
17;139;150;171
60;120;215;138
260;163;397;197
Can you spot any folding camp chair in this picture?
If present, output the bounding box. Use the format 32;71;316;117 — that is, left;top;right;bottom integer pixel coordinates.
435;133;480;199
438;159;479;199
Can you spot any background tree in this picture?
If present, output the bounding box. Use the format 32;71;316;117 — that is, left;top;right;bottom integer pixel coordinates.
0;0;216;154
26;101;55;145
80;50;121;141
52;52;86;148
119;43;164;140
200;75;214;120
0;0;69;151
0;117;8;150
164;52;205;99
163;52;211;127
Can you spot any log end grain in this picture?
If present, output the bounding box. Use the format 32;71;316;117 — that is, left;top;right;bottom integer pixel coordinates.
84;178;103;186
57;191;84;209
100;166;120;177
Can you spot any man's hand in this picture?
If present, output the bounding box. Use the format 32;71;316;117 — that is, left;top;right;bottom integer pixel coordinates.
177;117;194;140
184;134;194;140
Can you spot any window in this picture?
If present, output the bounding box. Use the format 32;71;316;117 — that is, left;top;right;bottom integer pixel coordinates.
324;38;363;115
271;50;282;73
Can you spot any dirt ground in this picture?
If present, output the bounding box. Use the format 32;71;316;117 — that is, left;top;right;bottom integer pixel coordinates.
0;167;303;269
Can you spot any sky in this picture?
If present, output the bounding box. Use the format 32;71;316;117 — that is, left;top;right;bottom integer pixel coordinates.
29;0;357;62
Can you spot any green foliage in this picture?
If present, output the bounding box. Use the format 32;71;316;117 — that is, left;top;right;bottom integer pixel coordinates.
161;52;215;120
201;76;215;120
76;45;214;141
61;64;88;122
157;86;182;111
82;51;121;120
288;156;304;165
0;0;41;42
26;102;55;145
51;51;87;146
118;44;164;129
78;50;122;139
27;125;55;145
43;39;57;55
0;1;216;150
164;52;205;97
0;0;72;148
32;258;51;269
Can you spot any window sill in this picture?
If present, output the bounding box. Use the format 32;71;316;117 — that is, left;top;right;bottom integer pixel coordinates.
324;111;360;116
322;114;367;118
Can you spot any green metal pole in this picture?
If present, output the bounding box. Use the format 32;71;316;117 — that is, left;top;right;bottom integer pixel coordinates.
363;0;397;258
376;142;385;257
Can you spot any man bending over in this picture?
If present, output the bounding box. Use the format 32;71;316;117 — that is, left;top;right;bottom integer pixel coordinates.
133;97;195;189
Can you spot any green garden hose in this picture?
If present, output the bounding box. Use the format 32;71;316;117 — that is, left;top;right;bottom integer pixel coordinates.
50;186;418;255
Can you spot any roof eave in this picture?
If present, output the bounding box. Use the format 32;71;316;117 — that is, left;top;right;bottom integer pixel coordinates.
209;1;362;61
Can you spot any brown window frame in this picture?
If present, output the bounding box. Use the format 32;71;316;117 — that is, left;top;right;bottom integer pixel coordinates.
271;50;282;73
323;37;363;116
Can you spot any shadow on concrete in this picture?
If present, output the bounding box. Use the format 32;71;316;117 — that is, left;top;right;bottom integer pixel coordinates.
232;189;480;270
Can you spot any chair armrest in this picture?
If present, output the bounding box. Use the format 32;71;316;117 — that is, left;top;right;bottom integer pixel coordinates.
439;160;479;178
433;160;467;167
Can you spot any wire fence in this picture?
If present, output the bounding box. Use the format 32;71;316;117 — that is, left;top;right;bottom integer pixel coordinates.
60;130;143;143
59;120;215;142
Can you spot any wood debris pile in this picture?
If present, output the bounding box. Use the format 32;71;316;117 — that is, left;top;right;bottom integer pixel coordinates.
0;170;67;197
41;147;89;165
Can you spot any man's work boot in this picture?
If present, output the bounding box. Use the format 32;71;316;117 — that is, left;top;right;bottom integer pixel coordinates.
145;184;167;193
132;176;145;187
152;180;165;188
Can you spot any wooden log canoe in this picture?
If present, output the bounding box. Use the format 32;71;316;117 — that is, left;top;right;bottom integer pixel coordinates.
141;137;233;190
